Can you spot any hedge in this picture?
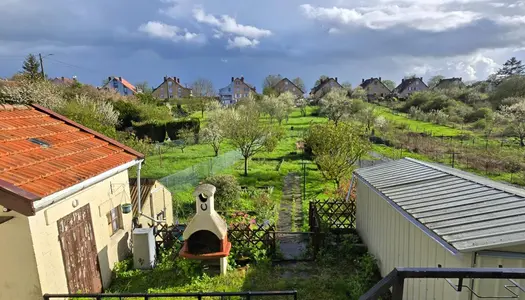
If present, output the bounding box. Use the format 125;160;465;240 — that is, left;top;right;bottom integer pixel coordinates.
166;118;200;142
133;121;166;143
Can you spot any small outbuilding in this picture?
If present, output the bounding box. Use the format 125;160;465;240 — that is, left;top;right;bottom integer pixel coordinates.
354;158;525;300
129;178;173;226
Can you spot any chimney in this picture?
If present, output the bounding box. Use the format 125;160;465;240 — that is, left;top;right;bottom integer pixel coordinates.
177;78;180;83
108;76;111;82
335;77;338;82
164;76;167;81
362;79;364;83
119;77;122;81
420;77;423;81
241;77;244;82
231;77;234;82
402;79;405;83
459;77;462;81
379;77;381;82
61;76;64;81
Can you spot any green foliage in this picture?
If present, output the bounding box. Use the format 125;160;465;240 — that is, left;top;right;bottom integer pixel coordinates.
464;107;493;123
490;75;525;108
428;75;445;88
202;175;241;211
57;95;119;136
382;79;396;91
306;122;370;185
319;88;359;125
165;118;200;140
133;121;166;143
221;104;285;175
177;128;196;152
402;90;453;113
113;100;142;129
201;109;225;156
136;92;158;105
496;57;525;77
351;86;367;100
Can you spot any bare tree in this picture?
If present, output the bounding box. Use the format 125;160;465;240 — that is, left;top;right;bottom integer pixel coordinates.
500;98;525;146
292;77;306;92
201;109;226;156
263;74;283;90
191;78;216;97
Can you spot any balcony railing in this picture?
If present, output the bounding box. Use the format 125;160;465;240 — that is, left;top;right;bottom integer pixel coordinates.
359;267;525;300
43;290;297;300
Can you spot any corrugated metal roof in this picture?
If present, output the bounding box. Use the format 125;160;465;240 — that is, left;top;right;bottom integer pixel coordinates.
355;158;525;253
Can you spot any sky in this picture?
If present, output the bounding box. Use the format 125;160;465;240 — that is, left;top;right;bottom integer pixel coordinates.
1;0;525;92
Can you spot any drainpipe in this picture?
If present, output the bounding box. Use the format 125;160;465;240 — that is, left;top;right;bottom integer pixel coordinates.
137;160;142;215
468;252;478;300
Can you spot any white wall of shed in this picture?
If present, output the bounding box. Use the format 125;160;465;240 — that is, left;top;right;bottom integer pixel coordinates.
356;178;471;300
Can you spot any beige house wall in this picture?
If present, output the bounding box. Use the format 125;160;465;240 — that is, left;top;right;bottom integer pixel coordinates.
137;182;173;226
25;170;134;297
0;207;42;300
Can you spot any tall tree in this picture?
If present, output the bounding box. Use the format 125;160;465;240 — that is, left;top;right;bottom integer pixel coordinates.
306;122;370;186
314;75;329;87
292;77;306;92
500;98;525;146
382;79;396;91
320;88;362;125
221;104;284;176
351;86;367;101
201;109;226;156
134;81;152;93
428;75;445;88
22;54;42;81
404;74;417;80
497;57;525;76
341;81;352;91
262;74;283;90
191;78;215;97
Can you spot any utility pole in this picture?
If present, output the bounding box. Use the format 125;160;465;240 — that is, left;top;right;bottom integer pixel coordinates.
39;53;45;79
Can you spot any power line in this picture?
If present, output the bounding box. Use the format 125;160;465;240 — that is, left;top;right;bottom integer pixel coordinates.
44;57;105;75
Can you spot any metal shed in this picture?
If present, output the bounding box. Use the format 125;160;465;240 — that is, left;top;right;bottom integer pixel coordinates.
354;158;525;300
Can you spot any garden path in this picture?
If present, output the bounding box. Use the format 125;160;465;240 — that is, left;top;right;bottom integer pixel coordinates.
277;172;308;260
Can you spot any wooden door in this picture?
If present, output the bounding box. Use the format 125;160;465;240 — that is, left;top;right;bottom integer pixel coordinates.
57;204;103;293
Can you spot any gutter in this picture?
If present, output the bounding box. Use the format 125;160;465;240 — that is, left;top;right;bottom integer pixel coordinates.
34;159;143;212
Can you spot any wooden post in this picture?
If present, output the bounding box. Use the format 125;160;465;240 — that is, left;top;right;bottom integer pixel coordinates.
220;257;227;275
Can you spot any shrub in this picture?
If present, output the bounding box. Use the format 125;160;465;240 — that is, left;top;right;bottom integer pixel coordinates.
113;100;141;129
427;110;449;125
464;107;493;123
202;175;241;211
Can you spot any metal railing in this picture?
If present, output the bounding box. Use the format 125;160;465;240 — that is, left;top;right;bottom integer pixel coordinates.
359;267;525;300
43;290;297;300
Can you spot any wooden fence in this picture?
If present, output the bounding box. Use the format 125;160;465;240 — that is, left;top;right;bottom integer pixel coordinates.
149;222;277;258
309;199;356;232
228;223;277;258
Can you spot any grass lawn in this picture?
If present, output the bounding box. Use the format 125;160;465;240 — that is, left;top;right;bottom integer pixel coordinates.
375;105;469;137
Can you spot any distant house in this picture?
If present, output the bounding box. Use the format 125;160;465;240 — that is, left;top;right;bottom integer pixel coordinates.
51;76;77;86
129;178;173;227
309;77;343;99
359;77;391;101
152;76;192;100
272;78;304;98
219;76;256;105
0;103;144;299
434;77;465;90
392;77;428;99
103;76;137;96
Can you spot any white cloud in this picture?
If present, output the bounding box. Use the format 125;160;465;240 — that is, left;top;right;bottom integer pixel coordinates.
300;3;480;32
138;21;204;43
227;36;260;49
193;8;272;39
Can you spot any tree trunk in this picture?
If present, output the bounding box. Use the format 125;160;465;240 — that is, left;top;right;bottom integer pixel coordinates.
201;109;204;118
244;157;248;176
521;136;525;147
214;148;219;156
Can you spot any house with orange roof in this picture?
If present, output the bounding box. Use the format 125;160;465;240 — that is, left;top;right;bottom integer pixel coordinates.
0;103;146;299
103;76;137;96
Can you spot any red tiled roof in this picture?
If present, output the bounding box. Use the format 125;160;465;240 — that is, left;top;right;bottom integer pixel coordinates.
0;104;143;213
119;77;136;93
